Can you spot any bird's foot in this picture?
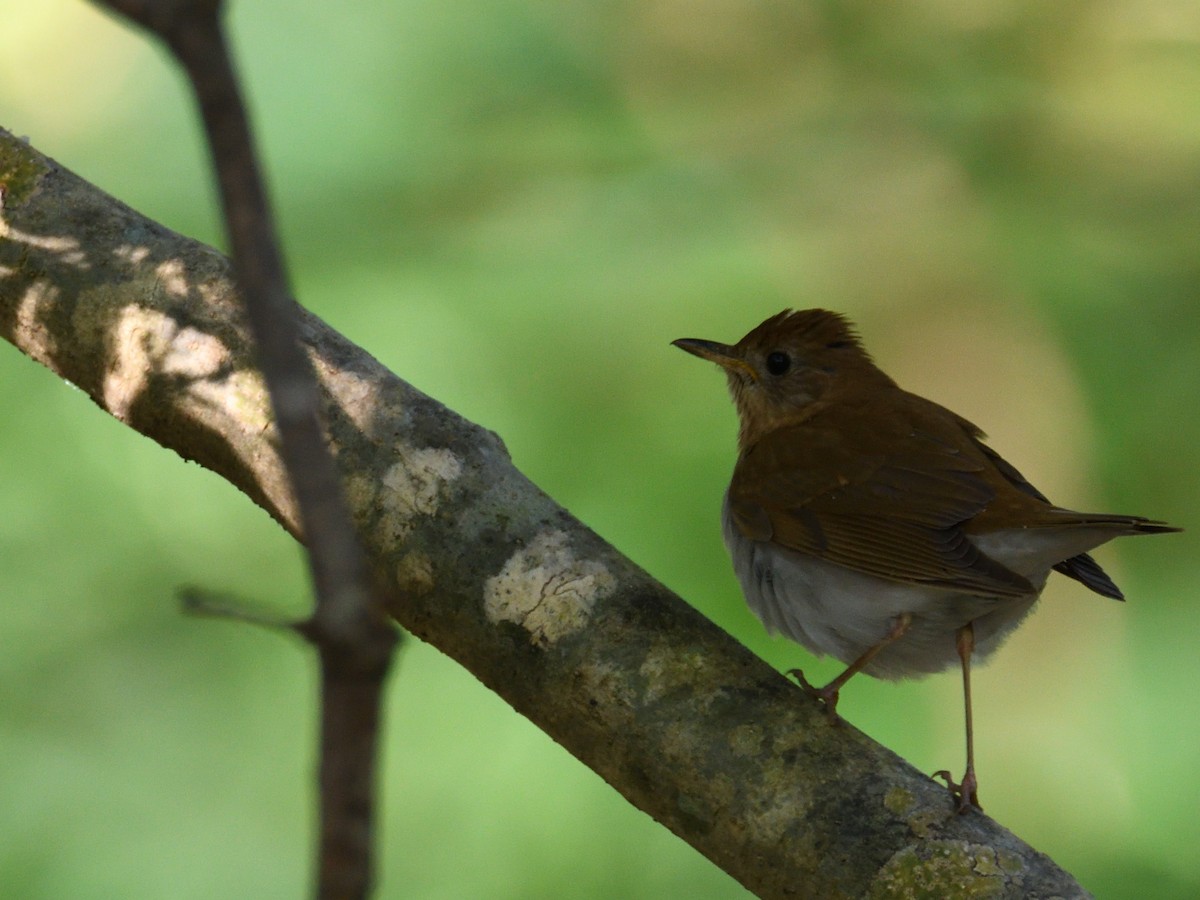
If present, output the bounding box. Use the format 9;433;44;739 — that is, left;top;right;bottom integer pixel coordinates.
787;668;842;723
933;768;981;813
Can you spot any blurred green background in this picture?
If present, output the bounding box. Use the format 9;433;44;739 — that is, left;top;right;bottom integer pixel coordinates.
2;1;1198;896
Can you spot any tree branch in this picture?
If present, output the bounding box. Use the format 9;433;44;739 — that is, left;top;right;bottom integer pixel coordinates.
0;129;1089;898
88;1;398;896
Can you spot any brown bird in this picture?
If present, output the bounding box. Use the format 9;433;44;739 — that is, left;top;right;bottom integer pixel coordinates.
673;309;1179;811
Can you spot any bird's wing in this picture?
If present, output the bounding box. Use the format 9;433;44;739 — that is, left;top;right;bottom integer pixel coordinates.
728;406;1035;597
962;418;1126;599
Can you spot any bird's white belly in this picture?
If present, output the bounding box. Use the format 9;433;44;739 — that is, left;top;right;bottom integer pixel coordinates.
721;500;1044;679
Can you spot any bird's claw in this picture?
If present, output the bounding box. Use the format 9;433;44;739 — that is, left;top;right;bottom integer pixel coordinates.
787;668;843;723
933;769;981;813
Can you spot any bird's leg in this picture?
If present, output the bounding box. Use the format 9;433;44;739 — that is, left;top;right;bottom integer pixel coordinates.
934;621;982;812
789;612;912;721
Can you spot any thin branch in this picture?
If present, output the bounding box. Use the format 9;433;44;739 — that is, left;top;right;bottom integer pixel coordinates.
0;132;1091;898
87;2;397;897
180;585;298;630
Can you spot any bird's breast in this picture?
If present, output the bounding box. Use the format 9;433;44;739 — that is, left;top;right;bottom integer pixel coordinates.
721;494;1042;679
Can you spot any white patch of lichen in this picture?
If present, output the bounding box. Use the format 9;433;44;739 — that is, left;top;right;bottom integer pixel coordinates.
483;530;615;647
377;446;464;541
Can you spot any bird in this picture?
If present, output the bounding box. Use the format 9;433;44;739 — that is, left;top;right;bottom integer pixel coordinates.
672;309;1179;811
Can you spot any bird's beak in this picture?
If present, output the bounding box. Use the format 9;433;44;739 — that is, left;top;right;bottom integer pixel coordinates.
672;338;758;382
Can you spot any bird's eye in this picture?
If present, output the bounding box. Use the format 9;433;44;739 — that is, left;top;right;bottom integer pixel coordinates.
765;351;791;376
